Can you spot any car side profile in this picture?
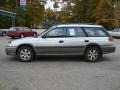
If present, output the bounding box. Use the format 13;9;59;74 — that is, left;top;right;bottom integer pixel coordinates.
6;24;116;62
109;28;120;38
7;27;37;38
0;30;7;36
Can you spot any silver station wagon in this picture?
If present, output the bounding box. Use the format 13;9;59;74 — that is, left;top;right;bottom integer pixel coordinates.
6;24;116;62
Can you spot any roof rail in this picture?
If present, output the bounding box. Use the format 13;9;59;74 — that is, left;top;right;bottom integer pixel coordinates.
56;23;96;25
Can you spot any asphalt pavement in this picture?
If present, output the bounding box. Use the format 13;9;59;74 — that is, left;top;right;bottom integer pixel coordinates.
0;36;120;90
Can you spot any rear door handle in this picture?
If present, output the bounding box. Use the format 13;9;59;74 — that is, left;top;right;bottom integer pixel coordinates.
84;40;89;42
59;40;64;43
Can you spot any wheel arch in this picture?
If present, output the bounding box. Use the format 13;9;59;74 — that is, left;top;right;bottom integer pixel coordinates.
16;44;36;55
84;43;103;55
20;33;24;36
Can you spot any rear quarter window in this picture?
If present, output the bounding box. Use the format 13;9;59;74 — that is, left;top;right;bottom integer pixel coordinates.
83;27;108;37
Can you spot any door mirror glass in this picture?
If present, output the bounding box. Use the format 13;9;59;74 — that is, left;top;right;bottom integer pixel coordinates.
42;34;47;38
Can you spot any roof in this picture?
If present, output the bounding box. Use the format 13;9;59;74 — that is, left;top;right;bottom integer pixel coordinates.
55;24;102;28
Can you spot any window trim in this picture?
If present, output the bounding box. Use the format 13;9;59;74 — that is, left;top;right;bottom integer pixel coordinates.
66;27;87;38
82;27;109;37
44;27;67;38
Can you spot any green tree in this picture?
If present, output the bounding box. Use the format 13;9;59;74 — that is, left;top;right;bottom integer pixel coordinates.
44;8;54;21
112;0;120;28
0;0;46;28
26;0;45;27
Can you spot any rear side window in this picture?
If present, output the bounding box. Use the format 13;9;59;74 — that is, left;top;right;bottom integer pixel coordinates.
23;27;31;32
14;28;19;31
67;27;86;37
112;29;118;32
84;27;107;37
76;28;86;37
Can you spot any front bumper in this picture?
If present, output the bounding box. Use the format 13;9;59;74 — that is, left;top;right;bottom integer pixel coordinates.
6;46;17;55
102;45;116;54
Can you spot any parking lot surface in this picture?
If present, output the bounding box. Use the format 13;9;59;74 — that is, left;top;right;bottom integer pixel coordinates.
0;36;120;90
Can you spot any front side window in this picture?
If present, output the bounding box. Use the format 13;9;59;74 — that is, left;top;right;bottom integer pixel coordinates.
10;27;19;31
84;27;107;37
46;28;65;37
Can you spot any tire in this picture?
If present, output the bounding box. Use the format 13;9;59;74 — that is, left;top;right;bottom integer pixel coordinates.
33;33;37;37
84;46;101;62
20;34;24;38
11;37;14;39
2;32;6;36
17;46;35;62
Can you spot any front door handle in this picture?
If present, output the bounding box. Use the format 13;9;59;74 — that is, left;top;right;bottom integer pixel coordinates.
59;40;64;43
84;40;89;42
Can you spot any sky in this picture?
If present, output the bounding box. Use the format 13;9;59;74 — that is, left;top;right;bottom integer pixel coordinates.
45;0;63;10
45;0;54;9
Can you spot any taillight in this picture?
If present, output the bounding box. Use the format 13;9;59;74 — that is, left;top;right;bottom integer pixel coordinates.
109;36;113;42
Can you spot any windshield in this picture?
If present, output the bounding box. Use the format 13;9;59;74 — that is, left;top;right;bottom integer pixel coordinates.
37;26;55;37
37;30;48;37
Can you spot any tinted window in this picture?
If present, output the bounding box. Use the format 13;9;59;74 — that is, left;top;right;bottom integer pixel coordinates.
47;28;66;37
10;27;19;31
84;27;107;37
67;27;86;37
23;27;30;32
76;28;86;37
67;28;76;37
112;29;118;32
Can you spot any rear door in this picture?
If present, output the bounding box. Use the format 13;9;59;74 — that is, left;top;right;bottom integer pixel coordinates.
63;27;88;54
23;27;33;37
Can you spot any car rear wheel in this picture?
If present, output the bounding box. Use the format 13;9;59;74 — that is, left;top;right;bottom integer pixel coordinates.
20;34;24;38
11;37;14;39
33;33;37;37
17;46;35;62
84;46;101;62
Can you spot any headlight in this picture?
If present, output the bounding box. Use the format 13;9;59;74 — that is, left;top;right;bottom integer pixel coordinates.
8;41;11;44
7;41;12;47
7;43;12;47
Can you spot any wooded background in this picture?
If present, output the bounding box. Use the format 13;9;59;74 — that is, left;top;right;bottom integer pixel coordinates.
0;0;120;30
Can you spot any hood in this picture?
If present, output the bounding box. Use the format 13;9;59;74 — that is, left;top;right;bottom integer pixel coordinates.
11;37;38;45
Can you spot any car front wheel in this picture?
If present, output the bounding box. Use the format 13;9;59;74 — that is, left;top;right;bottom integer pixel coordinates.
84;47;101;62
2;32;6;36
17;46;35;62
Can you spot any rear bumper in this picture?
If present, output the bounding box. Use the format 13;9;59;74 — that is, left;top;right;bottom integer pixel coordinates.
6;46;17;55
0;32;3;36
102;45;116;54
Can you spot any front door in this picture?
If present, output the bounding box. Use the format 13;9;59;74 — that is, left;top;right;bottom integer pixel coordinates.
37;27;67;55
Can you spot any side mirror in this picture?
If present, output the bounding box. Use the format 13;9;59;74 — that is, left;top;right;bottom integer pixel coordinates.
42;34;47;38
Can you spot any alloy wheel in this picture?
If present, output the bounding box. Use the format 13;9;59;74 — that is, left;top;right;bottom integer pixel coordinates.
20;49;31;61
87;49;98;61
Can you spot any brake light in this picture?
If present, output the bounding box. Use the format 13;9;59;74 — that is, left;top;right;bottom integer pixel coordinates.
109;36;113;41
